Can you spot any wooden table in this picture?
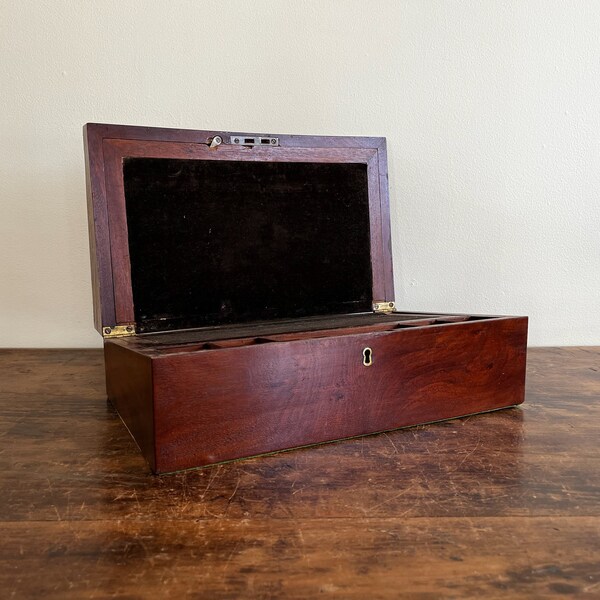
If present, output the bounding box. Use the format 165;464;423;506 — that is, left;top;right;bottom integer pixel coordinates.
1;348;599;598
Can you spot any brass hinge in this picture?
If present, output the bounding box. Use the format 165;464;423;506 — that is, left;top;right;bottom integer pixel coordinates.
102;324;136;338
372;301;396;314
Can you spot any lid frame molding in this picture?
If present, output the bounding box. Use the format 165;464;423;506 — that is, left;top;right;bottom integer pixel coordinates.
84;123;395;335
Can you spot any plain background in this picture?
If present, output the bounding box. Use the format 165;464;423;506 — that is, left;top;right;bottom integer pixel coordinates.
1;0;599;348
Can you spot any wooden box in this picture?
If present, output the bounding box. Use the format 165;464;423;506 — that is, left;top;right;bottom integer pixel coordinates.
84;123;528;474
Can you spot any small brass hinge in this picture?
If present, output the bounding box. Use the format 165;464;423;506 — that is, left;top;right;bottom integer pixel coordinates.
372;301;396;314
102;324;136;338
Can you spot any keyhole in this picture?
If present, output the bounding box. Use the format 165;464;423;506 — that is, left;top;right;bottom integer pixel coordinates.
363;347;373;366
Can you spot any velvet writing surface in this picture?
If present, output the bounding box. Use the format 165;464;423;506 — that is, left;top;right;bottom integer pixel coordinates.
122;158;372;332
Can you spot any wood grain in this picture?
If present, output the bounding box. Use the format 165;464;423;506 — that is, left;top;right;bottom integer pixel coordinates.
84;123;393;333
83;125;115;331
1;347;599;598
104;342;155;472
112;312;448;352
2;519;598;599
145;317;527;472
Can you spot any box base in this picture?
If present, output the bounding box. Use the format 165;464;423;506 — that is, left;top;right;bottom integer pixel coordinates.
105;312;528;474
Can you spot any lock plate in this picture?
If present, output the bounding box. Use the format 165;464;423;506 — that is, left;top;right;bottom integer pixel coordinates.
363;347;373;367
229;135;279;147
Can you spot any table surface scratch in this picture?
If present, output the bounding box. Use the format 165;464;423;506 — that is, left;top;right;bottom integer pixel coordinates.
0;347;599;599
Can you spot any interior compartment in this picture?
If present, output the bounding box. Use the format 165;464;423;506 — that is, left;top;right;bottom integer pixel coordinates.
117;312;503;355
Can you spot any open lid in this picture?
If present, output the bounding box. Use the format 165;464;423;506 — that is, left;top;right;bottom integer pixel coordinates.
84;123;394;336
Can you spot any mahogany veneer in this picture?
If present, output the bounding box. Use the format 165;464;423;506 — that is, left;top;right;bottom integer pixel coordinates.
106;313;527;473
84;123;528;473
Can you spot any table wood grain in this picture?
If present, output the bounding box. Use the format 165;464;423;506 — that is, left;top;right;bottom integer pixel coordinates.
1;347;599;598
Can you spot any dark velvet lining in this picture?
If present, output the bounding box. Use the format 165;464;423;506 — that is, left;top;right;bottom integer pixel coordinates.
123;158;373;333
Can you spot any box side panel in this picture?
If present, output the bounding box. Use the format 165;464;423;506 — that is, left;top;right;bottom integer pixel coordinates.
84;124;116;333
151;317;527;473
376;138;394;301
104;342;155;471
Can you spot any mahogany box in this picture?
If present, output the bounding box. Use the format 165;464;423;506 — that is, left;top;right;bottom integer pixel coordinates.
84;123;528;474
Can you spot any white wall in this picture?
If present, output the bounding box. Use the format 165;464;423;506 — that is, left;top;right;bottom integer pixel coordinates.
1;0;599;347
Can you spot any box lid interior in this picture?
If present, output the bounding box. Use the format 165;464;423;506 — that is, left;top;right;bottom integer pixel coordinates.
85;124;394;335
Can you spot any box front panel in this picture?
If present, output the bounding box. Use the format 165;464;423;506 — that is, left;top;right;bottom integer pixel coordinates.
151;317;527;473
